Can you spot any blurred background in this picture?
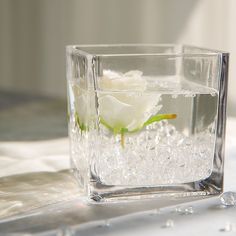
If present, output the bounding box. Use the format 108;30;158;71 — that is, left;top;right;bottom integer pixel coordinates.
0;0;235;141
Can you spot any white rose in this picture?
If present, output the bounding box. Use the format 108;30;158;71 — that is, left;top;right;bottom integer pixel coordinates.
73;70;163;133
98;70;162;132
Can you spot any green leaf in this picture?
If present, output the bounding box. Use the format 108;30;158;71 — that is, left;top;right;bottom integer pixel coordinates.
100;117;113;132
75;112;177;148
75;113;177;135
143;114;177;128
75;112;88;131
99;113;177;134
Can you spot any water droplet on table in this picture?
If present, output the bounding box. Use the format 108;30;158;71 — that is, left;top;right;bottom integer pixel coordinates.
220;192;236;206
174;206;194;215
172;94;178;99
57;226;74;236
174;206;182;213
219;222;236;232
149;209;160;216
183;206;194;215
98;220;111;228
162;219;174;228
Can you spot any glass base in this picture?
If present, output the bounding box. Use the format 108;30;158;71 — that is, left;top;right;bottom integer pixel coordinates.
71;164;223;203
88;183;222;203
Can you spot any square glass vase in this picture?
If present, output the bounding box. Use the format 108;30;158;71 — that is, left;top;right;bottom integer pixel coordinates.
66;44;229;203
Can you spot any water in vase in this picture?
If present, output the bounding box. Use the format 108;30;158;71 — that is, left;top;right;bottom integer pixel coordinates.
68;70;218;187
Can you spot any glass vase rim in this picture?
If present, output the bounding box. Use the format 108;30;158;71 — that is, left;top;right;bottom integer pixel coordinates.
66;44;229;58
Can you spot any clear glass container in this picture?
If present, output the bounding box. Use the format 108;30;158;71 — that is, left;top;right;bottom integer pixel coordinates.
66;44;229;202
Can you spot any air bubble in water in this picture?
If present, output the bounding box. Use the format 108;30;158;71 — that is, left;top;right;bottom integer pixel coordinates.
172;94;178;99
166;126;176;136
184;93;196;98
211;92;216;97
220;192;236;206
185;139;192;146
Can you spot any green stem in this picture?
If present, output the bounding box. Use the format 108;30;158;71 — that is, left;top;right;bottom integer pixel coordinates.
143;113;177;127
120;132;125;148
76;113;177;148
75;112;88;131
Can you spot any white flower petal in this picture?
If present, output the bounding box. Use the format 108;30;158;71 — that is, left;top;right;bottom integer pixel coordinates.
73;85;96;126
98;92;161;131
75;94;88;124
74;70;163;132
103;70;122;79
98;95;134;128
124;70;143;77
126;94;161;131
100;70;146;91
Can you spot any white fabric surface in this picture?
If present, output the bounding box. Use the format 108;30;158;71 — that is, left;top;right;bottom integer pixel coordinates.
0;117;235;234
0;138;70;177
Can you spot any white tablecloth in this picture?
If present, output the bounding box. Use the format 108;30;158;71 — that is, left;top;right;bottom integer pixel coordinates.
0;117;235;235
